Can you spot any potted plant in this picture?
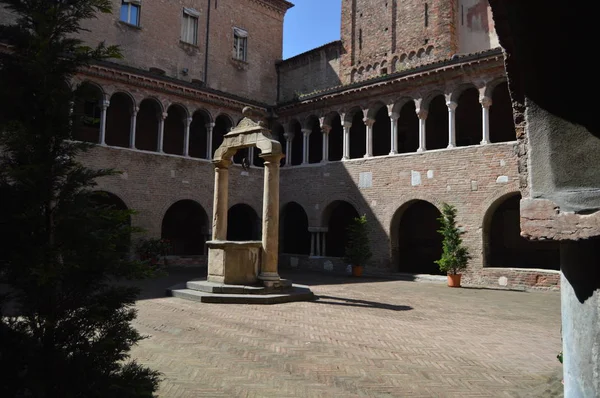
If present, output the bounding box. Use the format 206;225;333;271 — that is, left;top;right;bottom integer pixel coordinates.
435;203;471;287
136;238;172;267
344;215;372;277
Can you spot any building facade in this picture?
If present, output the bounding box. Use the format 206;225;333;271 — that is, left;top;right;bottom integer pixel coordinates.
0;0;561;288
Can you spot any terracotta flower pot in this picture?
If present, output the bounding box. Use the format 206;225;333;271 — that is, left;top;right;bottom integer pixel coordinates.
447;274;462;287
352;265;364;277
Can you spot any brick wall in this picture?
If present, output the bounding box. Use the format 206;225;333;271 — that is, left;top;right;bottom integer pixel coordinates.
277;42;342;103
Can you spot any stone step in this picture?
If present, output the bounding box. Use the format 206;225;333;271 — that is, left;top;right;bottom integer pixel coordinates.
186;279;293;295
167;283;315;304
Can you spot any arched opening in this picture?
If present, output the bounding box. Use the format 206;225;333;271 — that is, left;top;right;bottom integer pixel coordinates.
290;120;303;166
163;104;187;155
280;202;310;254
349;111;366;159
227;204;261;241
90;191;131;255
189;110;209;159
484;193;560;270
324;201;360;257
106;92;133;148
373;106;391;156
490;82;516;143
135;98;162;151
273;123;286;167
395;200;443;275
456;87;482;147
397;101;419;153
328;114;343;161
212;114;233;155
161;200;208;255
307;116;322;164
73;82;103;143
426;95;448;150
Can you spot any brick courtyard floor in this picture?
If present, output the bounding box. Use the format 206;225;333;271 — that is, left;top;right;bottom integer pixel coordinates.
128;269;563;398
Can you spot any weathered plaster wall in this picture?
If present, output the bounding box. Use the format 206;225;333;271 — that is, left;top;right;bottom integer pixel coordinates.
458;0;500;55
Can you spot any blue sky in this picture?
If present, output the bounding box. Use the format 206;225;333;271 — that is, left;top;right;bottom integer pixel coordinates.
283;0;341;59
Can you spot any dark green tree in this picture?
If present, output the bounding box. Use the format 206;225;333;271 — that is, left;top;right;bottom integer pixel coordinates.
435;203;472;275
0;1;160;396
344;215;373;267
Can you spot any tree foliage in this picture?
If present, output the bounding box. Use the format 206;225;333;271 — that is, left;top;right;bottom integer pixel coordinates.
435;203;472;275
344;215;373;267
0;1;160;396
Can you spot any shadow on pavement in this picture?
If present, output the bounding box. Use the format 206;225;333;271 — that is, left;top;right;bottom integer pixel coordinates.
312;295;413;311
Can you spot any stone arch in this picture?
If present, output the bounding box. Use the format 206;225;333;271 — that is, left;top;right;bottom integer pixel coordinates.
348;108;366;159
326;112;344;161
91;190;131;254
322;200;360;257
372;105;391;156
227;203;261;241
391;56;399;72
351;69;358;82
73;81;105;143
271;121;286;166
396;99;419;153
482;192;560;270
280;201;310;255
425;94;448;150
455;85;482;147
106;91;134;148
408;51;416;60
425;45;434;55
391;200;444;275
135;97;163;151
163;103;187;155
417;48;425;58
189;109;211;159
400;53;407;62
483;77;508;99
213;113;234;159
489;81;517;143
161;199;209;255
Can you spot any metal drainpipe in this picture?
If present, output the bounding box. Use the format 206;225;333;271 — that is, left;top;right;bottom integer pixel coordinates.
204;0;211;85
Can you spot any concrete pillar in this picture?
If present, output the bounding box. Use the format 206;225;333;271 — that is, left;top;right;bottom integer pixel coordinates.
560;239;600;397
480;96;492;145
157;112;167;153
389;112;399;155
321;125;331;163
342;121;351;160
211;160;231;240
206;122;215;160
99;100;110;145
446;100;457;148
284;132;293;166
364;118;375;158
258;154;284;281
301;128;311;164
183;117;192;157
129;106;139;149
416;108;428;152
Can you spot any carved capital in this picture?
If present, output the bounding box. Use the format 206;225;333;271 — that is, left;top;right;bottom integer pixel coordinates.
301;128;312;137
343;121;352;129
131;106;139;116
321;124;332;134
101;100;110;110
283;132;294;141
388;112;399;121
480;96;493;108
205;122;215;130
416;108;428;120
161;112;168;120
446;101;458;111
363;118;376;128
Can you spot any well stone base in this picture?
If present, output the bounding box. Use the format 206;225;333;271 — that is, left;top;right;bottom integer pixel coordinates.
206;240;262;285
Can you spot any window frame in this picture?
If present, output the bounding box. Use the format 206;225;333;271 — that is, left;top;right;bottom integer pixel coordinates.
181;8;200;45
120;0;141;27
233;27;248;62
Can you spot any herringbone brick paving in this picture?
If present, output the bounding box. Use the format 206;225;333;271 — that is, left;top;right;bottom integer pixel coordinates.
128;270;563;397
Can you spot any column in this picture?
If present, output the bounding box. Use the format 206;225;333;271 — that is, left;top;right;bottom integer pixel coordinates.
446;101;457;148
301;128;311;164
416;108;428;152
321;125;331;163
183;117;192;156
389;112;399;155
258;154;284;281
211;160;231;240
310;233;315;256
99;100;110;145
283;132;293;166
364;118;374;158
480;96;492;145
342;121;351;160
157;112;167;153
322;232;326;256
316;232;321;256
205;122;215;160
129;106;138;149
248;146;255;167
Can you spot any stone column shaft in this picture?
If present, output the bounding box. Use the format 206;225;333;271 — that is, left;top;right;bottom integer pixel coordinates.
310;232;315;256
157;112;167;153
99;100;110;145
259;156;283;281
480;96;492;145
248;146;255;167
301;128;311;164
416;109;428;152
183;117;192;157
284;132;293;166
343;122;351;160
316;232;321;256
389;113;399;155
364;119;374;158
447;101;457;148
211;161;231;240
206;122;215;160
321;125;330;162
129;107;138;149
322;233;327;256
